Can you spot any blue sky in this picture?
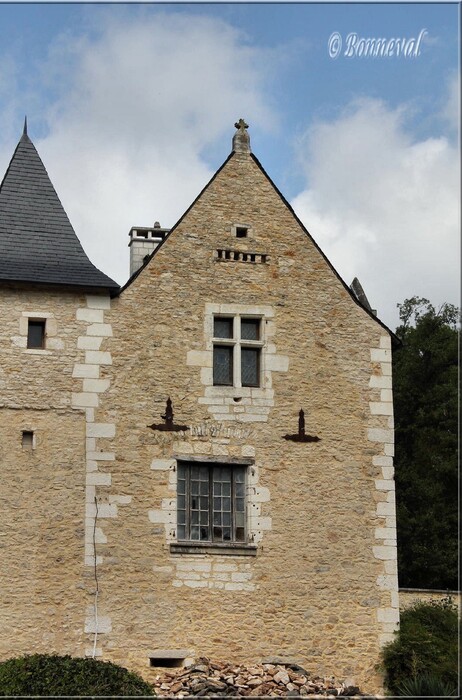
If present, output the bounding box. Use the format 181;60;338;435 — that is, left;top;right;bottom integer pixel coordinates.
0;2;459;328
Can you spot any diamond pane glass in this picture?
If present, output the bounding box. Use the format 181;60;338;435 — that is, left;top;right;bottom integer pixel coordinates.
241;348;260;386
214;317;233;338
241;319;260;340
213;346;233;385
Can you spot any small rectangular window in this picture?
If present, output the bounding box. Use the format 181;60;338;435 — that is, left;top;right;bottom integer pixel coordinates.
27;320;46;349
22;431;34;448
235;226;248;238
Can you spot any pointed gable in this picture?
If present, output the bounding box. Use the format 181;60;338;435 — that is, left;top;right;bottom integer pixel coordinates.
0;130;118;290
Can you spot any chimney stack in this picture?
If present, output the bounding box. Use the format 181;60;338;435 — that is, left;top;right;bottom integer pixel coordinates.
128;221;169;276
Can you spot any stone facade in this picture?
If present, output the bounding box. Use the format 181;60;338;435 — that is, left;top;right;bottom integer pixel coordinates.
0;126;399;693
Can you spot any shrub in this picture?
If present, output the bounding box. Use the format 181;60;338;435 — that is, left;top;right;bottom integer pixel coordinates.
0;654;155;696
381;597;459;695
396;671;458;696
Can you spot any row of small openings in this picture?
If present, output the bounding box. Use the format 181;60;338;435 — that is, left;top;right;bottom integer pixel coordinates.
216;249;268;264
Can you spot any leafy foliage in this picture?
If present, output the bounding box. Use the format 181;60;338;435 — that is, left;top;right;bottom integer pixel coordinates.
382;598;459;695
396;671;458;696
393;297;459;589
0;654;155;696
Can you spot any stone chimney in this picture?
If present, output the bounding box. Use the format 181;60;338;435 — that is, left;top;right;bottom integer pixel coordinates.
128;221;169;276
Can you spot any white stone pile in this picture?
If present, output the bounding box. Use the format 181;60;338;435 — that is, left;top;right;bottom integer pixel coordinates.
151;658;364;697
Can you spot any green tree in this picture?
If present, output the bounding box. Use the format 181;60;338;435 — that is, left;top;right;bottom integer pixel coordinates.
393;297;459;589
381;598;459;695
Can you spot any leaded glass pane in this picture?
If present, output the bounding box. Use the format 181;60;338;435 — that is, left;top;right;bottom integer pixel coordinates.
213;346;233;385
214;317;233;339
241;348;260;386
241;318;260;340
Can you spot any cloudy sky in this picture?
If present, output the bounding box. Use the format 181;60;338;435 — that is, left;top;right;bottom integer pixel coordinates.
0;2;459;330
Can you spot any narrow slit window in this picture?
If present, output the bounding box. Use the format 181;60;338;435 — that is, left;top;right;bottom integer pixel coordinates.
27;320;46;349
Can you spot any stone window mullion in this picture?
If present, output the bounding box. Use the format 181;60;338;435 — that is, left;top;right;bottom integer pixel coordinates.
234;316;242;388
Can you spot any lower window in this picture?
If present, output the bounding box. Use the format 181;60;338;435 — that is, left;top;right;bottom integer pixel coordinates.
177;462;246;543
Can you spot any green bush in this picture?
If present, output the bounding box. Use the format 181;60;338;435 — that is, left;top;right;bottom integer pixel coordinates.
397;671;458;696
381;597;459;695
0;654;155;696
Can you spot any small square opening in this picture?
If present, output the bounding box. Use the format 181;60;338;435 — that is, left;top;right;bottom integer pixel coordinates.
235;226;248;238
22;431;34;449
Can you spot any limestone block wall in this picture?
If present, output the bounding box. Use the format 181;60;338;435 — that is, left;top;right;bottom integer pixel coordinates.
0;148;399;695
0;287;112;661
88;150;398;693
0;285;91;660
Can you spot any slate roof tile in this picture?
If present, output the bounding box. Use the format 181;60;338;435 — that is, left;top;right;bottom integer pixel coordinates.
0;131;119;290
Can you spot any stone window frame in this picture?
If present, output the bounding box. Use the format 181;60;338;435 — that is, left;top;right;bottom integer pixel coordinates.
170;455;258;556
201;303;278;401
212;315;263;388
18;311;57;355
176;459;247;545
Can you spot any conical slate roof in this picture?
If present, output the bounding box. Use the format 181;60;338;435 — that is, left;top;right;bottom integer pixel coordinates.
0;128;118;290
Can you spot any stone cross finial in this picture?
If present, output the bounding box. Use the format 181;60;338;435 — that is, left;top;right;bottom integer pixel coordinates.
232;118;251;153
234;118;249;131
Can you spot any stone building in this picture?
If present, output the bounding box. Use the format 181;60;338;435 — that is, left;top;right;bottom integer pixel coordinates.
0;120;399;692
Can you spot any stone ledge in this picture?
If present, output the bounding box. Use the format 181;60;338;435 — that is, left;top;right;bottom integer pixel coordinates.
170;543;257;556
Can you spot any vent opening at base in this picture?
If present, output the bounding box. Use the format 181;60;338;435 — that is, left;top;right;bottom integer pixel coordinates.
149;657;185;668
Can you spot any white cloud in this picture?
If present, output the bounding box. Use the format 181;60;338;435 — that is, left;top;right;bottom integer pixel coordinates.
291;97;460;330
31;11;277;284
